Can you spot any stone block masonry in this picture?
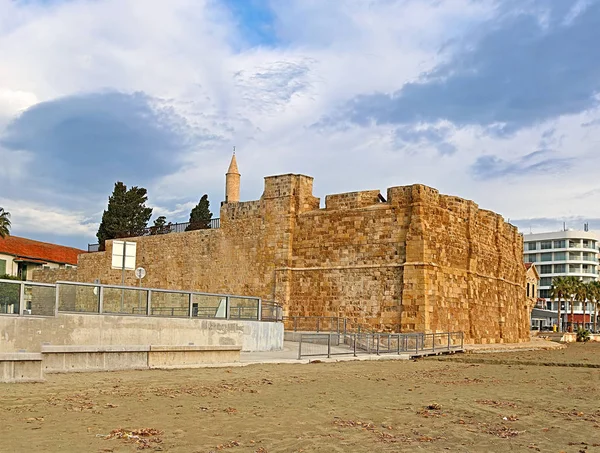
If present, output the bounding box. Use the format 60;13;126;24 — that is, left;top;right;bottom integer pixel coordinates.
38;173;529;344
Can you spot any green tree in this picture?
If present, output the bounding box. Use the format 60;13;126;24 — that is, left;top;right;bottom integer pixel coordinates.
550;276;570;332
149;216;171;235
185;194;212;231
564;276;582;332
96;182;153;250
0;207;11;238
576;281;589;331
591;280;600;333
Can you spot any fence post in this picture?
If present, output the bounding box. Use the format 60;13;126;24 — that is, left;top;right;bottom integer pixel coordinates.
19;282;25;316
397;334;401;355
147;290;152;316
225;296;231;319
294;316;298;332
448;332;451;350
317;317;320;333
461;332;464;349
432;333;435;353
55;283;60;316
327;334;331;358
98;286;104;314
188;293;193;318
298;335;303;360
337;317;340;334
257;298;262;321
416;335;419;355
344;318;347;336
353;334;357;357
376;334;380;355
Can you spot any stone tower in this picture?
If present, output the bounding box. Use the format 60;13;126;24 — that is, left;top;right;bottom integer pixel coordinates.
225;153;240;203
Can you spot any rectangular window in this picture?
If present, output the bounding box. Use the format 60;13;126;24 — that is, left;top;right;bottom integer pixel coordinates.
0;259;5;275
554;252;566;261
526;242;537;251
539;289;550;298
554;240;565;248
541;253;552;262
583;240;590;248
527;254;538;262
568;240;579;248
569;264;580;273
569;252;581;260
553;264;566;273
540;277;552;286
540;265;552;274
540;241;552;250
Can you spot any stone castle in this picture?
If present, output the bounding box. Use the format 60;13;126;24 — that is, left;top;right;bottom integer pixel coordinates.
47;155;530;344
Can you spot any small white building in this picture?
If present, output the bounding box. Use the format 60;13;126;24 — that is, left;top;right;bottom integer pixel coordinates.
523;230;599;328
0;235;84;280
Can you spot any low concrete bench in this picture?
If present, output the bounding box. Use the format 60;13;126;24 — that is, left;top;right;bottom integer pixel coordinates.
0;353;44;383
41;344;242;373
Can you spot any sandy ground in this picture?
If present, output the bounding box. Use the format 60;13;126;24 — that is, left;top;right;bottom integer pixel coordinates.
1;344;600;453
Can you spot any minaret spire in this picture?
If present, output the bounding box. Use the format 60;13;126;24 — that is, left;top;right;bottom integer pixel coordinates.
225;148;240;203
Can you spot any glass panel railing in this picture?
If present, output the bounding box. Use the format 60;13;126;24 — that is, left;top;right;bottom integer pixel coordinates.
0;280;20;315
191;294;226;318
102;287;149;315
229;297;259;320
150;291;189;317
58;283;100;313
25;284;55;316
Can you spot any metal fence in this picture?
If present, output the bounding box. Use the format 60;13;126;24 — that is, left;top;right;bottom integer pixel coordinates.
297;332;464;359
283;316;383;334
88;218;221;252
0;278;282;323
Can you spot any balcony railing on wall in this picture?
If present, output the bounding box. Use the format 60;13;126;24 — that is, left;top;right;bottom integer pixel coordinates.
0;278;282;323
88;218;220;252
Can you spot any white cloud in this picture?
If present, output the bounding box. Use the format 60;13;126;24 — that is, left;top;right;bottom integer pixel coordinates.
1;0;600;245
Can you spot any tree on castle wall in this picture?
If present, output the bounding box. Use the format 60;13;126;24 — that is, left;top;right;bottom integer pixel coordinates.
96;182;153;251
185;194;212;231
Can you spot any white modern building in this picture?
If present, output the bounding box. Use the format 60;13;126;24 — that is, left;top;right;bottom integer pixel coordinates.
523;230;599;329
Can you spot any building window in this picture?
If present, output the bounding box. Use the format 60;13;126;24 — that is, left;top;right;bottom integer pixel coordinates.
554;264;566;273
540;277;552;286
554;252;566;261
541;253;552;262
583;240;590;248
554;240;565;248
569;264;580;273
526;242;537;251
527;254;538;262
540;241;552;250
0;259;6;276
527;283;530;297
568;240;579;248
569;252;581;260
540;265;552;274
539;289;550;298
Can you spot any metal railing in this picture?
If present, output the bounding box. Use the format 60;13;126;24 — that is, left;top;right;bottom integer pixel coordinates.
0;278;282;323
88;218;221;252
283;316;383;334
297;332;464;359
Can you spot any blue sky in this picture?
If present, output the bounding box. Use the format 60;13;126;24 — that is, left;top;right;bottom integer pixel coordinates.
1;0;600;248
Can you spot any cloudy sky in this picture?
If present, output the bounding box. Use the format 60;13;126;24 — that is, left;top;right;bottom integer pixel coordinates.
1;0;600;248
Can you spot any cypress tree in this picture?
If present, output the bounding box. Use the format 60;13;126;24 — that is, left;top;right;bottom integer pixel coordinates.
186;194;212;231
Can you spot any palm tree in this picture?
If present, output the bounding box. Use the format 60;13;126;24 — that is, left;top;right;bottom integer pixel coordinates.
576;281;589;331
550;276;569;332
590;281;600;333
0;208;10;238
564;276;582;333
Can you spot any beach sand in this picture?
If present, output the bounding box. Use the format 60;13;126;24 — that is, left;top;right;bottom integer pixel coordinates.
1;343;599;452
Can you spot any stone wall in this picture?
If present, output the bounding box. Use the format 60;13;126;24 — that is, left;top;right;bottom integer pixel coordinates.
41;174;528;343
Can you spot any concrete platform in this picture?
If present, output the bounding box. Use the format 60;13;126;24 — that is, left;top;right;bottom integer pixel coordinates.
0;353;44;383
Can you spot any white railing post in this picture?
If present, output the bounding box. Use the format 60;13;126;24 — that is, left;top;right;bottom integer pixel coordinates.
147;290;152;316
55;283;60;316
188;293;193;318
19;282;25;316
257;298;262;321
98;285;104;314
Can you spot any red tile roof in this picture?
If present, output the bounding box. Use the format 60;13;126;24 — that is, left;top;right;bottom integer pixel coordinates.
0;235;85;266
